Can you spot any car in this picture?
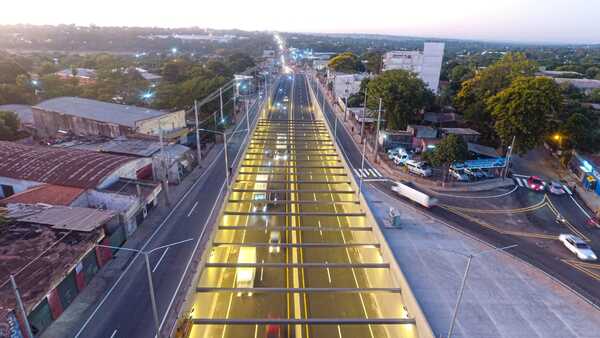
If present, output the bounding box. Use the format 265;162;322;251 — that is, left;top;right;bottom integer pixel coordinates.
449;168;470;182
549;181;566;195
405;160;432;177
269;230;281;254
393;153;411;166
465;168;484;180
387;147;405;160
527;176;546;191
558;234;597;261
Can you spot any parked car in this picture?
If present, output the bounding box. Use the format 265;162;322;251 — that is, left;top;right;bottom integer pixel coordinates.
387;147;406;160
558;234;597;261
527;176;546;192
393;153;411;166
449;168;470;182
405;160;432;177
549;181;566;195
465;168;485;180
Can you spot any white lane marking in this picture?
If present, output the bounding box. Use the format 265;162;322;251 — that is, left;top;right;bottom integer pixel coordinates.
152;248;169;273
260;259;265;281
110;329;118;338
337;325;343;338
570;195;592;219
372;168;383;178
563;185;572;195
325;260;332;284
254;325;259;338
354;168;361;177
186;201;199;217
514;177;527;187
360;168;369;177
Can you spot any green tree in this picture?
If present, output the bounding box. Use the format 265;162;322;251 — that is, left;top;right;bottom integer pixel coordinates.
0;111;21;141
40;74;82;99
455;52;538;145
589;88;600;103
487;77;562;155
562;113;591;150
367;69;433;130
226;53;255;74
328;52;364;74
361;52;383;74
427;134;469;181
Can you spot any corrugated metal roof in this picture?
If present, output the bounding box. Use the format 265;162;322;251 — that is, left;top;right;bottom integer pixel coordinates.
0;141;136;188
34;97;167;127
0;104;34;124
0;184;84;206
7;203;115;232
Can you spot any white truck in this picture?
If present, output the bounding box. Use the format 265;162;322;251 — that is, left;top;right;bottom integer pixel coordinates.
236;247;257;296
391;182;438;208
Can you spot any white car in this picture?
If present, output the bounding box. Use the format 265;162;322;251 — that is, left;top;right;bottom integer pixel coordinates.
549;181;566;195
269;230;281;254
558;234;597;261
449;168;470;182
405;160;432;177
393;153;411;166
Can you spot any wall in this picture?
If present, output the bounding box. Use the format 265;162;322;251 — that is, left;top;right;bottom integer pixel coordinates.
421;43;445;93
71;190;141;236
97;158;153;189
135;110;186;136
32;108;131;138
0;177;41;198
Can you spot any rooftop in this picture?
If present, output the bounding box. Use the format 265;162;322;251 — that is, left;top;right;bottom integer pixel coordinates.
441;127;481;136
0;141;135;189
68;138;162;157
408;125;438;139
468;142;500;158
0;184;84;206
0;219;102;323
34;97;168;128
0;104;34;124
5;203;115;232
55;68;97;79
554;78;600;90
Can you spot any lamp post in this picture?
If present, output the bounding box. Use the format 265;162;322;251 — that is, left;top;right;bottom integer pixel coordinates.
198;128;249;187
502;136;516;179
445;244;518;338
96;238;194;338
194;100;202;165
374;98;383;163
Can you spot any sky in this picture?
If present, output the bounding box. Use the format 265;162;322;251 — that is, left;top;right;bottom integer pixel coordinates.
1;0;598;44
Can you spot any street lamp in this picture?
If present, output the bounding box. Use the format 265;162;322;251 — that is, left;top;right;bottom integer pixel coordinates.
198;128;249;186
96;238;194;338
444;244;518;338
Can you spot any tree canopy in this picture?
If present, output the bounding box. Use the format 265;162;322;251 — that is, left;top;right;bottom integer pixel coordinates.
328;52;364;74
487;76;562;155
427;134;469;167
455;52;538;145
0;110;21;141
366;69;434;130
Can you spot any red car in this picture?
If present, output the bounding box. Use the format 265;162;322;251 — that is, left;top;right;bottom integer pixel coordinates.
527;176;546;192
266;324;282;338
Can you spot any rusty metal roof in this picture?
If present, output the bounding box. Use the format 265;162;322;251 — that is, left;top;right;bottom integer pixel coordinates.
0;184;84;206
0;141;136;189
6;203;115;232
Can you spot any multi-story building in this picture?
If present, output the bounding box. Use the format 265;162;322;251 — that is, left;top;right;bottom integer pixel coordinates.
382;42;445;93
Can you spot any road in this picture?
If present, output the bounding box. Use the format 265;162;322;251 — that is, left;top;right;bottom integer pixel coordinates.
71;82;269;338
304;70;600;309
185;74;417;338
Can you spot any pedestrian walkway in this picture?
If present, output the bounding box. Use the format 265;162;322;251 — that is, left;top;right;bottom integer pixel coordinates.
353;167;384;179
364;184;600;338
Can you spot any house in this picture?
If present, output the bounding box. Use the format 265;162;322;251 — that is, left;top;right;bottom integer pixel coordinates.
382;42;445;93
54;68;97;85
331;73;370;99
553;78;600;94
0;203;116;337
32;97;188;140
378;130;413;151
440;128;481;143
407;125;438;151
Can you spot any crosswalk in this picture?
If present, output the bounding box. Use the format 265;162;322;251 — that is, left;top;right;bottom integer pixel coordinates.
353;167;384;179
513;176;528;187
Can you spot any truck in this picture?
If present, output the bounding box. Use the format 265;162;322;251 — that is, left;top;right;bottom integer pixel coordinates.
391;182;438;208
236;247;257;296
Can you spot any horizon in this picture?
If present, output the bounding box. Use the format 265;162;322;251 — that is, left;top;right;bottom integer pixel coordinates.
1;0;599;45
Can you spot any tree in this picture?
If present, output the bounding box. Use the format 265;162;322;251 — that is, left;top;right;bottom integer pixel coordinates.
589;88;600;103
39;74;82;99
0;111;21;141
328;52;364;74
226;53;255;74
361;52;382;74
367;69;434;130
427;134;469;181
487;77;562;155
562;113;591;151
455;53;538;145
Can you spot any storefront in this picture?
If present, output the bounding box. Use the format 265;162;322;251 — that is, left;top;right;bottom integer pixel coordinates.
569;152;600;196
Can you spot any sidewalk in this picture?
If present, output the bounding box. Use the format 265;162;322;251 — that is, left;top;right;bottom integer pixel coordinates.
313;77;513;193
41;143;223;338
364;184;600;338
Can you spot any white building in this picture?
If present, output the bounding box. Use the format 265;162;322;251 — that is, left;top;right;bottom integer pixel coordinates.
332;73;370;99
382;42;445;93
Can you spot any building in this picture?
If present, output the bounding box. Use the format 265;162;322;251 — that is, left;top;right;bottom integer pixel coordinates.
135;68;162;85
0;184;84;206
440;127;481;143
0;203;116;337
382;42;445;93
32;97;187;140
312;59;329;71
54;68;97;85
332;73;370;99
553;78;600;94
537;70;583;78
0;141;153;198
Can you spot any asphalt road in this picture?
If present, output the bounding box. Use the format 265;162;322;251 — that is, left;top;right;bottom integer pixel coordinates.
71;81;269;338
187;74;415;338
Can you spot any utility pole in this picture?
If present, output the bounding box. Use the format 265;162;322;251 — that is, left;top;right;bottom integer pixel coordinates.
224;132;230;187
219;87;224;123
194;100;202;165
358;140;367;199
245;98;250;133
360;87;367;143
144;253;160;337
503;136;516;179
374;98;383;163
10;275;34;338
158;120;170;206
344;95;348;121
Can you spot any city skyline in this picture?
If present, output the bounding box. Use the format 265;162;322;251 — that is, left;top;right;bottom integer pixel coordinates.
1;0;599;44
